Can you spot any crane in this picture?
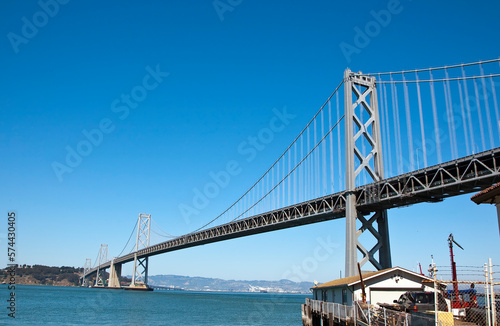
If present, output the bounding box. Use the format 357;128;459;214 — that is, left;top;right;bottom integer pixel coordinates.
448;233;464;308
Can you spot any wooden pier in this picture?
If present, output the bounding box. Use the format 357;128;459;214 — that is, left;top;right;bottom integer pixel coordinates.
302;299;356;326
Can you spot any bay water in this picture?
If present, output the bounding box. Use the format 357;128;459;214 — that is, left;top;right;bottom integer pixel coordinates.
1;285;310;325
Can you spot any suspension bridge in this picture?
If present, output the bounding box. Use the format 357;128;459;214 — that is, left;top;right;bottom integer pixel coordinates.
82;58;500;289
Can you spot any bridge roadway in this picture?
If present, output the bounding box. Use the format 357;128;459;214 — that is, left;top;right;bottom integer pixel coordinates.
84;148;500;278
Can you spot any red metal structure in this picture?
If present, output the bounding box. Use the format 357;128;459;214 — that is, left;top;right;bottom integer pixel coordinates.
448;233;464;308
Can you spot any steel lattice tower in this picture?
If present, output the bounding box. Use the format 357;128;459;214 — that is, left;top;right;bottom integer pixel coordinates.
131;213;151;287
82;258;92;286
344;69;391;277
94;244;108;286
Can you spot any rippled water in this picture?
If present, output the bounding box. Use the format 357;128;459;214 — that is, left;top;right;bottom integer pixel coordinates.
0;285;310;325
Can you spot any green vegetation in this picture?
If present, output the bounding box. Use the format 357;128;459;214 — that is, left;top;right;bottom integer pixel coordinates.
1;265;83;286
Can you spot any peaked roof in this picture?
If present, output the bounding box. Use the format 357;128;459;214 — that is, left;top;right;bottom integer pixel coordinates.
471;183;500;204
312;266;432;289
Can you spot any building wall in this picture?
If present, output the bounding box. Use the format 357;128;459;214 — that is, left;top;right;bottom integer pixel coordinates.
312;286;351;305
312;269;436;306
352;270;435;305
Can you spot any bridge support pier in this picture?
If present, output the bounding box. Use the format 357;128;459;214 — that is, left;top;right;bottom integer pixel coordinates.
376;210;391;268
356;210;391;270
108;260;122;288
344;69;391;277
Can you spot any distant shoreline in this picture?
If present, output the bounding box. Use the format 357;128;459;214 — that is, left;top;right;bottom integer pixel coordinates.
2;265;314;293
1;283;312;295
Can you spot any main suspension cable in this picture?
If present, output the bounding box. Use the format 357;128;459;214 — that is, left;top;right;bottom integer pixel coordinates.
188;79;346;233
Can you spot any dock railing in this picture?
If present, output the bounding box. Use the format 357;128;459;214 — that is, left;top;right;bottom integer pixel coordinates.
305;298;356;322
305;298;437;326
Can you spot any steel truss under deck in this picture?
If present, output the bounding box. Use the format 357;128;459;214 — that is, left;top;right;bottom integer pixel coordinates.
84;148;500;279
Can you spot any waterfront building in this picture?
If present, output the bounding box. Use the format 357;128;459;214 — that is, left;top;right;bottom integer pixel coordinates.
311;266;437;306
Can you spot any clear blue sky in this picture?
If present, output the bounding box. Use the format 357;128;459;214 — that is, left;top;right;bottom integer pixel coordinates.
0;0;499;283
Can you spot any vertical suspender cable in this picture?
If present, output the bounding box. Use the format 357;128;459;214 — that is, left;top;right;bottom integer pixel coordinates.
306;126;309;200
284;157;286;207
299;135;306;201
288;144;291;207
447;71;458;158
266;172;270;211
402;74;414;170
314;116;318;197
253;178;256;216
473;78;486;151
415;72;428;168
336;91;342;190
378;76;388;176
293;143;296;205
462;66;476;153
260;173;263;213
322;108;327;195
261;173;264;212
443;76;453;159
280;158;283;207
281;158;284;207
479;64;495;148
457;81;471;155
329;100;334;193
390;74;403;173
278;157;281;208
381;80;393;176
314;123;317;196
275;156;278;208
269;161;280;210
444;68;458;159
288;143;298;204
280;157;290;207
489;75;500;144
429;70;442;163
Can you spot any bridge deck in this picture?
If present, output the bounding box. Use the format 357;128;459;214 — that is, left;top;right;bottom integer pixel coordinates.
84;148;500;278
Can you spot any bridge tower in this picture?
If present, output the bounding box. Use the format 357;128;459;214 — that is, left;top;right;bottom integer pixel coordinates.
344;69;391;277
130;213;151;288
82;258;91;286
95;244;108;287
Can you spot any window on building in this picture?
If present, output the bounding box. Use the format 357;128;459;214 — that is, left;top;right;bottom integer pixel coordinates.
342;289;347;305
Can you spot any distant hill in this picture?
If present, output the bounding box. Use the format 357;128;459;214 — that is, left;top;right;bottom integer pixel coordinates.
147;274;314;293
1;265;83;286
1;265;314;292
